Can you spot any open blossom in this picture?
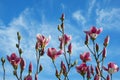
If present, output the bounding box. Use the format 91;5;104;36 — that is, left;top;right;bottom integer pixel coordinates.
103;35;110;47
76;63;88;76
47;48;63;60
36;34;50;49
103;62;119;74
59;34;71;48
84;26;102;40
24;75;32;80
80;52;91;63
7;53;21;68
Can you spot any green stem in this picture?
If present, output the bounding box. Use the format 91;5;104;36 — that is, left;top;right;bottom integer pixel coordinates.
111;74;112;80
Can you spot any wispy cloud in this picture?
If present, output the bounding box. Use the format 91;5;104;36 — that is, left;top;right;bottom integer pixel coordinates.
72;10;86;25
96;8;120;30
88;0;96;16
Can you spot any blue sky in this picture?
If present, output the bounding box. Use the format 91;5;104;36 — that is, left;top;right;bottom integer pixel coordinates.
0;0;120;80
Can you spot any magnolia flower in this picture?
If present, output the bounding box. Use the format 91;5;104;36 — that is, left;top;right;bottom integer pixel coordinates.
103;35;110;47
84;26;102;40
24;75;32;80
7;53;21;69
76;63;88;76
36;34;50;50
68;43;72;54
80;52;91;63
59;34;71;47
20;58;26;70
29;62;33;73
47;48;63;60
103;62;119;74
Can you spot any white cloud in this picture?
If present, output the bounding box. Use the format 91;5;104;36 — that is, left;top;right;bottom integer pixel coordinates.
96;8;120;30
72;10;86;25
88;0;96;16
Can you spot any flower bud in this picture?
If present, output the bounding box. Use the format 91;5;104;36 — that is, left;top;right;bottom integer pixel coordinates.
39;64;43;72
1;57;5;64
68;43;72;54
90;65;94;76
103;36;110;47
29;62;32;74
16;44;19;48
102;47;106;59
61;61;66;75
85;34;89;45
57;25;61;31
35;74;38;80
87;66;91;79
19;48;23;54
96;43;99;53
56;69;59;78
106;75;110;80
20;58;25;70
60;13;65;21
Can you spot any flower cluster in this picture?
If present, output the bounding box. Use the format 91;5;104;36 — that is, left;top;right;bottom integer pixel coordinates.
0;14;119;80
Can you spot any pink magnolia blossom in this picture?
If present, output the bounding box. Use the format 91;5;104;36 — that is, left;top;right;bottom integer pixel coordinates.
68;43;72;54
20;58;26;70
76;63;88;76
29;62;33;73
7;53;21;68
47;48;63;60
36;34;49;49
103;35;110;47
24;75;32;80
103;62;119;74
84;26;102;40
80;52;91;63
61;61;66;75
59;34;71;48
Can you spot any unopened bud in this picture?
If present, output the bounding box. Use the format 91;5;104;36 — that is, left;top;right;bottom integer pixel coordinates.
60;13;65;21
58;25;61;31
106;75;110;80
20;58;25;70
103;36;110;47
68;43;72;54
1;57;5;64
16;44;19;48
96;43;99;53
19;48;23;54
29;62;32;74
102;47;106;59
39;64;43;72
85;34;89;45
56;69;59;78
